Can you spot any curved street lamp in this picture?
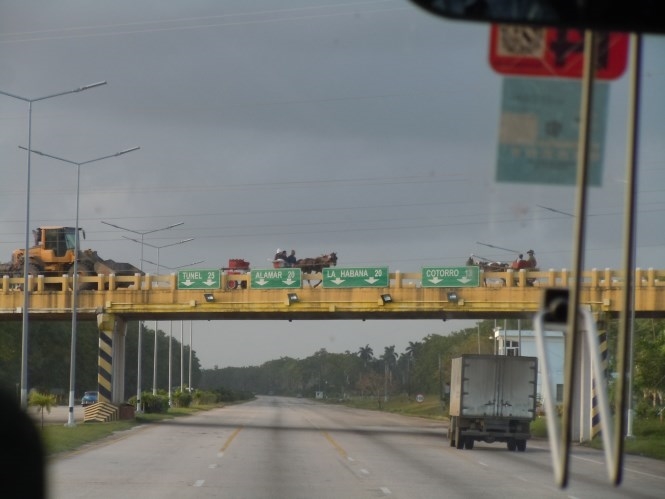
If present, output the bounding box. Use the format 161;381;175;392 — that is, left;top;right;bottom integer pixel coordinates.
125;237;194;395
0;80;107;409
19;145;140;426
141;259;204;407
101;220;184;412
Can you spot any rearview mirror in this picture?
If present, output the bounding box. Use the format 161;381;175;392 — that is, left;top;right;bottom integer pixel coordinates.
409;1;664;34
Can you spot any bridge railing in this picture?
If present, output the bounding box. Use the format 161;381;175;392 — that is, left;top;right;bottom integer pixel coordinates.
1;268;664;293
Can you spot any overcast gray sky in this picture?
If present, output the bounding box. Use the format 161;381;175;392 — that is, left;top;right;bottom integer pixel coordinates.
1;1;663;368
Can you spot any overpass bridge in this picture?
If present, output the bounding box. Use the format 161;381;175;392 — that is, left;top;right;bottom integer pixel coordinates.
2;267;665;321
2;266;664;406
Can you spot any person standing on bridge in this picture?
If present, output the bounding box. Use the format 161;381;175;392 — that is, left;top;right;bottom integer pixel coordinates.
512;254;524;270
273;249;287;268
525;250;537;269
286;250;297;267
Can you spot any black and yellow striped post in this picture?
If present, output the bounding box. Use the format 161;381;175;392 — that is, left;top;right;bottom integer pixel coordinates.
591;314;609;439
96;313;116;404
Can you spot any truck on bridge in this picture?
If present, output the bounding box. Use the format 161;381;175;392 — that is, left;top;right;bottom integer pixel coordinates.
448;354;538;451
0;226;142;289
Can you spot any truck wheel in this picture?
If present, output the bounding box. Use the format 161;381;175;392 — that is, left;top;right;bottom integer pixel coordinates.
455;427;464;450
464;437;474;450
516;440;527;452
507;439;517;451
448;418;456;447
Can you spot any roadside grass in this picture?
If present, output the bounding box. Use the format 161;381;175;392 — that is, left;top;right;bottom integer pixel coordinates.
531;416;665;460
586;418;665;460
41;405;218;456
336;394;448;420
337;396;665;461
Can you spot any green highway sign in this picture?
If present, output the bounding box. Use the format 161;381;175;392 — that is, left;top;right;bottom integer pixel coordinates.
421;266;480;288
177;269;220;290
323;267;389;288
251;268;302;289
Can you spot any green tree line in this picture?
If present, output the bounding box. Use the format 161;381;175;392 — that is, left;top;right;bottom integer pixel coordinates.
199;318;665;416
0;320;201;402
2;318;663;416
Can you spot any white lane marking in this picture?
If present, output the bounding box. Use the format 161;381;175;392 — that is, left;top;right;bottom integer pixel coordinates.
217;452;224;457
477;461;489;467
347;456;355;462
193;480;205;487
380;486;392;495
570;454;665;481
360;468;370;475
208;464;218;469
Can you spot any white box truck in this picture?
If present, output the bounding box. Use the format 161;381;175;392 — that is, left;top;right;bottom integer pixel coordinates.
448;354;538;451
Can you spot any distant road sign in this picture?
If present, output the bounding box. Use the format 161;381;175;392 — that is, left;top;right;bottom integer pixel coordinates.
250;268;301;289
489;26;628;80
421;266;480;288
177;269;220;290
323;267;389;288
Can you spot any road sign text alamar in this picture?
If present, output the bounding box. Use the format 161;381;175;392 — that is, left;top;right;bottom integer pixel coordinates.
251;268;302;289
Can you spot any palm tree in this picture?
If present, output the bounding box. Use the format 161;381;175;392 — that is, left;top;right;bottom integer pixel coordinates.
381;345;398;369
358;344;374;369
403;341;422;397
28;391;57;428
405;341;422;360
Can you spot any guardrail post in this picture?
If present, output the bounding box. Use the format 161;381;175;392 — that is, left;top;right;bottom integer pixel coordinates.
590;268;599;288
604;268;611;288
561;269;569;287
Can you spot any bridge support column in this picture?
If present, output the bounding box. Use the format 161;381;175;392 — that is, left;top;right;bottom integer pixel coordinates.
96;313;128;404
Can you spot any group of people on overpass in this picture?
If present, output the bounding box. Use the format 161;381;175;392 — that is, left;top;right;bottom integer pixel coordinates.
511;249;537;270
274;249;297;268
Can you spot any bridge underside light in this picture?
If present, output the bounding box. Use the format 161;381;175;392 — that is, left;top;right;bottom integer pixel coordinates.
380;294;392;304
447;292;458;303
287;293;299;305
204;293;214;303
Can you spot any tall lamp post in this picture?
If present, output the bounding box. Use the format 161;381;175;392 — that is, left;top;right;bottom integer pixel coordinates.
19;146;140;426
189;320;193;393
100;220;184;412
126;237;194;395
0;80;107;409
143;259;204;407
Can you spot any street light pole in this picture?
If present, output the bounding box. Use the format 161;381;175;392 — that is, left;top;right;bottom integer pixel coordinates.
0;81;107;409
100;220;184;412
181;321;184;392
127;237;194;395
189;320;193;393
141;259;203;407
19;146;139;426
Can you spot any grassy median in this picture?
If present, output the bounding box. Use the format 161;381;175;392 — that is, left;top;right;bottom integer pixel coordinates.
41;406;213;456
